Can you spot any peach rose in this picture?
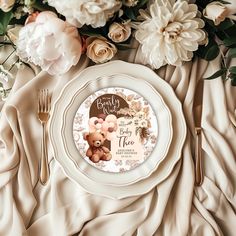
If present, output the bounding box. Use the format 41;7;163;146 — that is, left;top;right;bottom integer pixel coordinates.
223;1;236;21
86;37;117;63
0;0;15;12
108;22;131;43
203;2;228;25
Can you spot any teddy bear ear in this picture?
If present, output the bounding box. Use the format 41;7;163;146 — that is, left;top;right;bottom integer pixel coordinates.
83;132;89;140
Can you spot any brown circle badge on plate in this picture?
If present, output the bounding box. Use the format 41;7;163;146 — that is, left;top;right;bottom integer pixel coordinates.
73;87;158;173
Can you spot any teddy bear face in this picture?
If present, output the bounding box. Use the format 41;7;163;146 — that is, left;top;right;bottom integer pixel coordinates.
84;132;106;148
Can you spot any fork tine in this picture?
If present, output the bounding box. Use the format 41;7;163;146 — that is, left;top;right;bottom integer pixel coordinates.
39;89;45;112
42;89;45;112
38;89;51;113
47;89;51;112
46;89;49;112
38;89;40;112
44;89;47;112
43;89;46;112
39;89;42;112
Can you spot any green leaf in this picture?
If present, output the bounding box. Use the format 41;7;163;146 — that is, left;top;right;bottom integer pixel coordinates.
0;24;4;34
197;38;220;61
217;0;230;4
224;25;236;37
223;36;236;47
216;31;227;41
116;43;134;50
228;48;236;58
32;1;56;12
136;0;149;8
9;15;28;25
205;44;220;60
204;68;227;80
217;19;234;30
124;8;136;20
206;26;218;35
0;10;13;35
80;31;102;37
229;66;236;74
230;75;236;86
80;25;107;37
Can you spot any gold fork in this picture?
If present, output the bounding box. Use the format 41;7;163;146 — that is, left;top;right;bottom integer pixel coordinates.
38;89;51;185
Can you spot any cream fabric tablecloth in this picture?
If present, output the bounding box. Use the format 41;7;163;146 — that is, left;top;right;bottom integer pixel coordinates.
0;43;236;236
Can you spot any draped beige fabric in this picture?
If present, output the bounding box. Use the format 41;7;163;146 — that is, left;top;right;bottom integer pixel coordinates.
0;43;236;236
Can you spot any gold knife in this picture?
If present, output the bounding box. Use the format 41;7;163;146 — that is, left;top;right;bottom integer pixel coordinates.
193;79;204;186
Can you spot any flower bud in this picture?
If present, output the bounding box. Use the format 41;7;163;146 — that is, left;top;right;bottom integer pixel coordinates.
0;0;15;12
203;2;228;25
108;22;131;43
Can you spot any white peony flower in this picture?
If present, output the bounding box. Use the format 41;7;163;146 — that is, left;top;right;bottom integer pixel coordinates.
135;0;205;69
17;11;82;75
108;22;131;43
86;37;117;63
0;0;15;12
48;0;122;28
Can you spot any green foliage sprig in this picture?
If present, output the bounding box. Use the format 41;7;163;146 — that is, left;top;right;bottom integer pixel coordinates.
195;0;236;85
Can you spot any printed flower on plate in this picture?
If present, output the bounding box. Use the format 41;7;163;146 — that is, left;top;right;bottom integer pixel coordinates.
134;0;205;69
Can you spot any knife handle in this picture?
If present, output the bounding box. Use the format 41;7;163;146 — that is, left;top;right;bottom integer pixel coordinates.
195;127;204;186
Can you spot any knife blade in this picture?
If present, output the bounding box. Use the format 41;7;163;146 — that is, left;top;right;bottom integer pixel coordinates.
193;79;204;186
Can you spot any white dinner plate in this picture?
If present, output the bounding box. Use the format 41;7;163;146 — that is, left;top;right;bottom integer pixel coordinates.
49;61;186;199
60;74;172;186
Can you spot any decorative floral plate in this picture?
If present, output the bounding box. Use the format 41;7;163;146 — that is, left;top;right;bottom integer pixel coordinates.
61;74;172;186
49;61;186;199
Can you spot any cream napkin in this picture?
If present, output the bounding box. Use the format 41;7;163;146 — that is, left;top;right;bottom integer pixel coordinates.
0;43;235;236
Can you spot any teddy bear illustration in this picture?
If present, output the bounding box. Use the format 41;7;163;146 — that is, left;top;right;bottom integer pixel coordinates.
83;132;112;163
